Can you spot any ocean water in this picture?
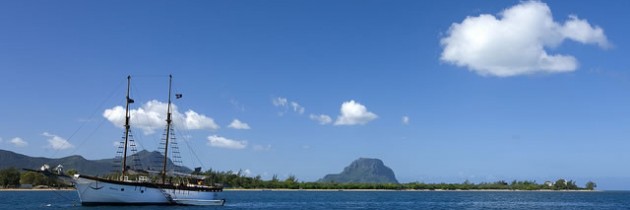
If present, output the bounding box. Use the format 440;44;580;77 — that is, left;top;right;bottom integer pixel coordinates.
1;190;629;209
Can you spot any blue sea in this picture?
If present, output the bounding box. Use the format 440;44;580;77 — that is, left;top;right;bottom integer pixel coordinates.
1;190;630;209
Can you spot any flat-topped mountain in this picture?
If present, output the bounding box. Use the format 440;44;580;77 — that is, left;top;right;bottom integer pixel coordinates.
319;158;398;184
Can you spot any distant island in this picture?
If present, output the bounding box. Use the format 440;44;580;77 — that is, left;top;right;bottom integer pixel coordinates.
0;149;596;191
319;158;399;184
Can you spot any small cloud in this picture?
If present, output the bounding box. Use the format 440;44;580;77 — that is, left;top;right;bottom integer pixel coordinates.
334;100;378;125
243;169;252;176
402;116;410;125
440;1;610;77
272;97;288;107
253;144;272;151
302;145;311;149
207;135;247;149
230;98;246;112
228;119;251;130
184;110;219;130
272;97;305;116
309;114;332;125
291;102;305;114
10;137;28;147
42;132;74;150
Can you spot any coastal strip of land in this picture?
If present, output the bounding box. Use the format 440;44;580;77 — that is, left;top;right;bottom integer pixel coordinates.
223;188;597;192
0;188;74;191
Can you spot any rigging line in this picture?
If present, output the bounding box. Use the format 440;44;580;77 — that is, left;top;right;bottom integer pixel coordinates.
130;129;147;153
174;125;206;170
130;74;171;103
172;127;189;166
71;112;110;155
126;129;143;170
61;78;126;158
48;187;77;204
132;74;171;78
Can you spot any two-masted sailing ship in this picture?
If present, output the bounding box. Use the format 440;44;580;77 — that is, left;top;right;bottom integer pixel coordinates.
69;75;224;206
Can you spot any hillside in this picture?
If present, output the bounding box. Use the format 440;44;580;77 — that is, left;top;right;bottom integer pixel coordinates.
319;158;399;184
0;149;190;176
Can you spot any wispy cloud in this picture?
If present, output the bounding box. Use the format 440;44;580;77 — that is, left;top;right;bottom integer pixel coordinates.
334;100;378;125
291;102;305;114
272;97;288;107
253;144;272;151
402;116;410;125
243;169;252;176
228;119;251;130
309;114;332;125
207;135;247;149
10;137;28;147
272;97;305;116
42;132;74;150
103;100;219;135
230;98;246;112
441;1;610;77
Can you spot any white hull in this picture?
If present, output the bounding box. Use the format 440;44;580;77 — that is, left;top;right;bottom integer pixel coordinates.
163;187;222;203
172;198;226;206
73;175;222;206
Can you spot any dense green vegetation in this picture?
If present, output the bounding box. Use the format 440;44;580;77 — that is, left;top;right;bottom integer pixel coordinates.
0;167;68;188
198;169;596;191
0;168;21;188
0;167;597;191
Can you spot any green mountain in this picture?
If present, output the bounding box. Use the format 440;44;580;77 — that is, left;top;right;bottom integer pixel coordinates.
319;158;399;184
0;149;190;176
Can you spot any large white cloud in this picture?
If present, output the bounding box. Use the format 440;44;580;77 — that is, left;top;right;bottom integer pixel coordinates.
42;132;74;150
228;119;251;130
10;137;28;147
207;135;247;149
103;100;219;134
334;100;378;125
440;1;609;77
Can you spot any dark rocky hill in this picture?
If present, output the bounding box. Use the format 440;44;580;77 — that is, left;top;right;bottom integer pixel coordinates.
0;149;190;176
319;158;398;184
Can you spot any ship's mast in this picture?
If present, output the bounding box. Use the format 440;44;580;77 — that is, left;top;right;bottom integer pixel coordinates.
121;75;133;180
161;75;173;184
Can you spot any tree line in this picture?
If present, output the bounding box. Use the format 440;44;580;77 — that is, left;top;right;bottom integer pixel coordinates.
0;168;69;188
197;169;597;191
0;167;597;191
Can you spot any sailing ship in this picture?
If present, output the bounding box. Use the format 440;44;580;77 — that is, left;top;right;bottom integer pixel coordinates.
71;75;224;206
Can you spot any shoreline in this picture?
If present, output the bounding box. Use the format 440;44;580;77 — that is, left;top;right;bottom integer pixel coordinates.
0;188;599;192
0;188;75;192
224;188;599;192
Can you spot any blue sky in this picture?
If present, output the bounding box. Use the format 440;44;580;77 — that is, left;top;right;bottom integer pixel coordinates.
1;0;630;190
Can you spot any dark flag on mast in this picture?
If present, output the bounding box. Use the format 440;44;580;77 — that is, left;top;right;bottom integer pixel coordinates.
175;94;183;99
127;97;134;103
